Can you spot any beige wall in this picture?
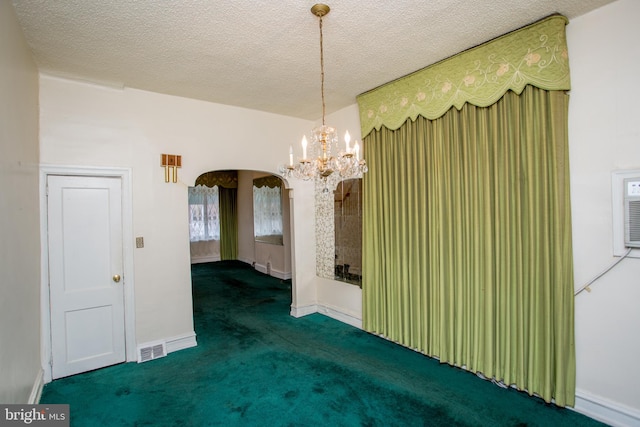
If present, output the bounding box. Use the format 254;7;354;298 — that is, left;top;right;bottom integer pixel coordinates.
0;2;41;403
39;74;316;347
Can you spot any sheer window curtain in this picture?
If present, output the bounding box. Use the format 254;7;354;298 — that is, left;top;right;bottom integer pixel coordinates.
362;86;575;406
253;185;283;238
188;185;220;241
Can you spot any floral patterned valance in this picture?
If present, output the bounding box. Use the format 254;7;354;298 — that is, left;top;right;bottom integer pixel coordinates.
253;175;283;189
195;170;238;188
357;15;570;137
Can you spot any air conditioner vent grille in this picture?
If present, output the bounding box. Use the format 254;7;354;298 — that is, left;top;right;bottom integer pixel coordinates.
624;178;640;248
628;200;640;244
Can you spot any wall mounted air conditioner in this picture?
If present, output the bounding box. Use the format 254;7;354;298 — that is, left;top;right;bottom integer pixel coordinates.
623;178;640;248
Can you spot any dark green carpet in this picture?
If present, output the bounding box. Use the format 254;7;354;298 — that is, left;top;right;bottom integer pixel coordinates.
41;261;605;426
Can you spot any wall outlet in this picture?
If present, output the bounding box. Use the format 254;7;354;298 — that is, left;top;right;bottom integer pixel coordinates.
135;237;144;248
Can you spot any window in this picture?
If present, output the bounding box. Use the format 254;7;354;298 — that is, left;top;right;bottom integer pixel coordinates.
253;181;283;245
188;185;220;241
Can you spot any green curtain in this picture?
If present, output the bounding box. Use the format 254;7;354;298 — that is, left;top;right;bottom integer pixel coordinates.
219;187;238;260
362;85;575;406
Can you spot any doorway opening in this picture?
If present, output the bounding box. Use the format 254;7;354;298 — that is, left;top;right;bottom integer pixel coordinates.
188;169;292;280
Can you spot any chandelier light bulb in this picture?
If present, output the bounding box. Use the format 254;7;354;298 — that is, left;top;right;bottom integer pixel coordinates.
301;135;308;160
344;130;351;153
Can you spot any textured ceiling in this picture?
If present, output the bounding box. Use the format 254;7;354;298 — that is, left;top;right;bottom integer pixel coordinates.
12;0;614;120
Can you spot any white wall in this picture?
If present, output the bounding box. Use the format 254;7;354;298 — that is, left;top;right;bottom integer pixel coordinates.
566;0;640;422
314;104;365;327
0;2;42;403
39;75;317;347
289;179;318;316
237;170;256;264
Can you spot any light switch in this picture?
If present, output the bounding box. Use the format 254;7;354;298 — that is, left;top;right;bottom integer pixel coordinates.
136;237;144;248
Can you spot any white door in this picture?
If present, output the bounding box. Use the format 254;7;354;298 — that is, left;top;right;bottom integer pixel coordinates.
47;175;126;379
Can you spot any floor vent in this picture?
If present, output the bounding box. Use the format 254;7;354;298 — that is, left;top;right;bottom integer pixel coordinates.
137;342;167;363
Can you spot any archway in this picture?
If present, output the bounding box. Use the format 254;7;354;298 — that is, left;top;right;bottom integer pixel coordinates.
188;169;292;280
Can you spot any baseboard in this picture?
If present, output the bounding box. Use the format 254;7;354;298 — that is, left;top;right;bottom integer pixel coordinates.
254;262;268;274
290;304;317;318
572;388;640;427
254;263;291;280
165;332;197;354
271;268;292;280
29;369;45;404
289;303;362;328
317;304;363;329
190;255;220;264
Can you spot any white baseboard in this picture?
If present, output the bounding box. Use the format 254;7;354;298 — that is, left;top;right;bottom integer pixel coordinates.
190;255;220;264
254;263;291;280
290;304;318;318
289;303;362;328
573;389;640;427
271;268;292;280
137;332;197;362
29;369;45;404
317;304;363;329
254;262;268;274
165;332;197;354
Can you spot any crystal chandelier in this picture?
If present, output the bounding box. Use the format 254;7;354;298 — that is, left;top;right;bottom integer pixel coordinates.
279;4;368;184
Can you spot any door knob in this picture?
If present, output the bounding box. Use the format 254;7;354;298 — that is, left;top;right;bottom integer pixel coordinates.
113;274;121;283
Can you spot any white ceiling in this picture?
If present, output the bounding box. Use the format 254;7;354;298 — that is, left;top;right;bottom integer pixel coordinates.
11;0;614;121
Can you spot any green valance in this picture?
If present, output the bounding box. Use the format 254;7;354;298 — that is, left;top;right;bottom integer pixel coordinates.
253;175;283;189
356;15;570;137
195;170;238;188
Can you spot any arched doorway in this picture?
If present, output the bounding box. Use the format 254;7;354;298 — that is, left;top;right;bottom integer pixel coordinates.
187;169;292;280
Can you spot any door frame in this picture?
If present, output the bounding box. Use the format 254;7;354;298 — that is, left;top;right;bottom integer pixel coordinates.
40;165;136;383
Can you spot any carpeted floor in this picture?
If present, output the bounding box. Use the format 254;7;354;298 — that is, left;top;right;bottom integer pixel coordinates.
41;261;606;426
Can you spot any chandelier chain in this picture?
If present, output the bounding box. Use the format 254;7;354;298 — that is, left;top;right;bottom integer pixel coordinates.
319;14;326;126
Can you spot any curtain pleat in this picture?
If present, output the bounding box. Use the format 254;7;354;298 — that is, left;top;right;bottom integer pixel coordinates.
362;86;575;406
219;187;238;260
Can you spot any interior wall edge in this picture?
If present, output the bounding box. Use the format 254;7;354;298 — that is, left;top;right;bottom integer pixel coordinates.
29;369;44;404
